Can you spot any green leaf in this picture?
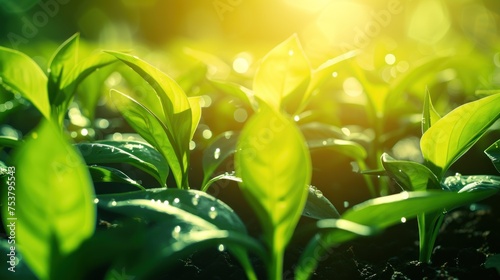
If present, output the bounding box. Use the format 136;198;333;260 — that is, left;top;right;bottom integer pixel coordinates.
47;33;79;106
109;89;183;188
421;93;500;177
107;51;193;188
298;50;357;113
302;185;340;219
253;34;311;113
301;122;367;160
485;140;500;173
421;89;441;134
209;79;258;111
87;165;144;190
381;153;440;191
0;47;50;119
202;131;239;187
7;120;95;280
76;140;169;187
97;188;246;232
235;106;311;279
442;174;500;192
187;96;202;141
0;136;21;149
54;52;116;124
201;171;241;192
295;189;497;279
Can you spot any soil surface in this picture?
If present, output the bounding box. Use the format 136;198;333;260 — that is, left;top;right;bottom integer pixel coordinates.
164;195;500;280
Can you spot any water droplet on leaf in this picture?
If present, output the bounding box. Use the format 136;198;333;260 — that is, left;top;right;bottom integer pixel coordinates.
172;225;181;239
192;194;200;206
209;206;218;219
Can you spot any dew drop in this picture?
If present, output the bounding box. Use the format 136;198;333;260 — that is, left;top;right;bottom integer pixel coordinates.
314;189;323;198
343;201;350;208
218;244;225;252
322;140;327;145
173;198;180;204
377;175;381;179
111;200;117;207
214;148;221;160
192;194;200;206
294;115;300;122
172;225;181;239
209;206;218;219
163;200;169;205
93;198;99;204
400;217;407;223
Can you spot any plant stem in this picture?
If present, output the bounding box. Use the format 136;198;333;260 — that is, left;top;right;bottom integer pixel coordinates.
417;211;445;263
357;160;377;197
269;247;284;280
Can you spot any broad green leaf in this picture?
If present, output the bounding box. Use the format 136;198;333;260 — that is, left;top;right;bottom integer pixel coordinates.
381;153;440;191
107;51;192;188
87;166;144;189
97;188;246;233
47;33;79;105
421;89;441;134
421;93;500;177
209;79;258;110
8;121;95;280
76;141;169;187
485;140;500;173
0;47;50;119
110;89;183;188
235;106;311;278
202;131;239;187
302;185;340;219
295;189;497;279
253;34;311;113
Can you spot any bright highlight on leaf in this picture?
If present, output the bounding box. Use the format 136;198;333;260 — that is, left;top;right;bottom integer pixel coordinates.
235;106;311;279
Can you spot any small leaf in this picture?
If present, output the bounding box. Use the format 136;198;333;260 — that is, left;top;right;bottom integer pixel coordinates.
0;47;50;119
7;121;95;279
107;51;193;188
253;34;311;113
76;140;169;187
381;153;440;191
421;89;441;134
485;140;500;173
235;107;311;258
202;172;241;192
109;89;183;188
187;96;202;141
442;174;500;192
209;79;258;111
87;165;144;189
298;50;357;113
421;93;500;177
48;33;79;105
202;131;239;187
302;185;340;219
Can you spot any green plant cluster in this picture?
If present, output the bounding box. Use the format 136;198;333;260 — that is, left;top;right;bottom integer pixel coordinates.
1;33;500;280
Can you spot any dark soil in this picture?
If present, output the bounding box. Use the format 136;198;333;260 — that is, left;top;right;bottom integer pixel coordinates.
163;195;500;280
